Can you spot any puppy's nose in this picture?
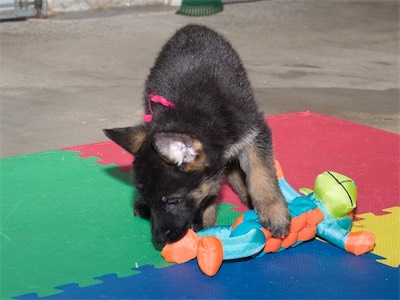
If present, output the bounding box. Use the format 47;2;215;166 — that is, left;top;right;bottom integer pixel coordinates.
153;229;171;245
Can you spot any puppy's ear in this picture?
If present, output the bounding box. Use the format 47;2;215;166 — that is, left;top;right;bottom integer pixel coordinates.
103;125;147;154
153;132;206;172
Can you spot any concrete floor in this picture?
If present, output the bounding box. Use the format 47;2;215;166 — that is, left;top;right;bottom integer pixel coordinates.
0;0;399;158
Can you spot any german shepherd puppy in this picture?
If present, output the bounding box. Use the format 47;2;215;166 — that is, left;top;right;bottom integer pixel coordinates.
103;24;290;245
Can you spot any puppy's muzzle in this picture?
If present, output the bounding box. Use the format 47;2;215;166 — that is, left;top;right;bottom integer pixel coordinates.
153;226;187;245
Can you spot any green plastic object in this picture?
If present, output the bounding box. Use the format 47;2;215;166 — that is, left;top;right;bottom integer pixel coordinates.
313;171;357;218
176;0;223;16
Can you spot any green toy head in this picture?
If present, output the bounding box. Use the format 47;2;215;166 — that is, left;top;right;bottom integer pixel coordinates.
314;171;357;218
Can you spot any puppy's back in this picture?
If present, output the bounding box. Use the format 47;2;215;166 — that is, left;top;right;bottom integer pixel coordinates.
147;25;252;99
146;25;259;124
150;25;241;76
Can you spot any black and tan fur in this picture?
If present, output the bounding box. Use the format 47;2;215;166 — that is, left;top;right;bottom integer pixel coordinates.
103;24;290;244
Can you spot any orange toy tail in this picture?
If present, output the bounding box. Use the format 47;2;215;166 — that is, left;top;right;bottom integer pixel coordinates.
161;229;200;264
197;236;224;276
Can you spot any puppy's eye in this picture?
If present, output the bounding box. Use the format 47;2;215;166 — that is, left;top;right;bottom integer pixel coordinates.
161;196;181;204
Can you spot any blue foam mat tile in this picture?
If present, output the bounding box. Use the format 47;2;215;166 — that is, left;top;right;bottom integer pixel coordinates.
18;240;399;299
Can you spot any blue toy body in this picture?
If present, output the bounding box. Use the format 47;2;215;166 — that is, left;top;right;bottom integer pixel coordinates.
196;169;375;261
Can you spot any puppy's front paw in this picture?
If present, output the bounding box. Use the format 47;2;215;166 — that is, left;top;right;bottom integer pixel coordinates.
134;199;151;219
258;201;291;238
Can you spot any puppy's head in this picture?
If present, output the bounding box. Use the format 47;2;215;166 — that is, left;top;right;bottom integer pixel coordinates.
103;126;218;244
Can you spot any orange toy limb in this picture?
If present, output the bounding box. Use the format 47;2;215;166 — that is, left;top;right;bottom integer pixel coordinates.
261;208;324;253
297;225;317;242
298;209;325;241
231;215;244;231
197;236;224;276
290;213;308;232
275;160;285;180
345;231;376;256
306;209;325;225
281;232;299;248
161;229;200;264
264;237;283;253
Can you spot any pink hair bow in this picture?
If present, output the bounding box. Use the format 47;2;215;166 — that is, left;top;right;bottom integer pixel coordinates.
143;93;176;122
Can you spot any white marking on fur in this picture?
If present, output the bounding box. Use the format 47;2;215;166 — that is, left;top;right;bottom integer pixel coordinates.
183;147;197;163
223;128;259;161
168;141;196;165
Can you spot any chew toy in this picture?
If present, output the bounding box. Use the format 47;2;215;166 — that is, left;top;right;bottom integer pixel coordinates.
162;161;376;276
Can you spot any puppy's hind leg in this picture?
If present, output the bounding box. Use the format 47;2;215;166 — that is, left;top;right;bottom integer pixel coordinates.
192;195;218;231
202;196;219;228
226;160;251;208
239;128;290;238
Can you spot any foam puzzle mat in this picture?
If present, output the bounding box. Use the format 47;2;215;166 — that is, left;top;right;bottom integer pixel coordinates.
1;112;399;299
